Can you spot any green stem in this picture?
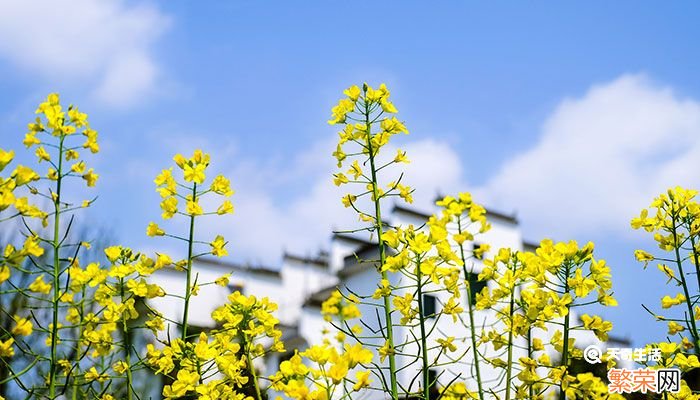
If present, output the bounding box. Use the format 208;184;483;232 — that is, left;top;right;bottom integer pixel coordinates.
415;256;430;400
688;235;700;307
559;263;572;400
504;261;516;400
364;98;399;400
120;278;134;400
527;326;533;399
245;341;263;400
671;216;700;351
456;218;484;400
49;135;65;399
71;375;79;400
181;183;197;342
72;287;87;400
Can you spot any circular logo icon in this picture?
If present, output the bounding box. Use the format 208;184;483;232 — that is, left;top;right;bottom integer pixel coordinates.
583;345;603;364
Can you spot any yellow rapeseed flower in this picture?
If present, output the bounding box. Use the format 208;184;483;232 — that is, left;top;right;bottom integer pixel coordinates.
11;316;32;336
352;370;372;391
184;163;206;184
28;274;51;294
0;338;15;357
82;168;98;187
210;235;228;257
146;222;165;236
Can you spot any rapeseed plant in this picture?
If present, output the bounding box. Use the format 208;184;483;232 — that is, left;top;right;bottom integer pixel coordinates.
0;90;696;400
329;83;409;400
632;187;700;399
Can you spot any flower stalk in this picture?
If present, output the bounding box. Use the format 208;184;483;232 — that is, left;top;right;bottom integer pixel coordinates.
48;134;65;398
363;96;399;400
456;217;484;400
181;183;198;342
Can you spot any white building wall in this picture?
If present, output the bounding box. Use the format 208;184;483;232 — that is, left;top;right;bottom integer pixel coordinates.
148;260;283;338
279;257;337;325
330;239;362;273
298;307;329;353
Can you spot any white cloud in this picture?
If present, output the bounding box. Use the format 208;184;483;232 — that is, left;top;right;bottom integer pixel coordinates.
0;0;170;107
200;138;466;264
219;74;700;263
476;74;700;239
397;139;465;205
152;74;700;265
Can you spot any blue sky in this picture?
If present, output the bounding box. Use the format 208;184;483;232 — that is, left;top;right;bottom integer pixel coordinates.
1;1;699;347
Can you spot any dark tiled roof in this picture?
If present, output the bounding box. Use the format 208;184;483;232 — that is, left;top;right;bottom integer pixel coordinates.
396;203;518;225
283;252;328;267
342;243;378;266
338;244;384;279
338;261;375;279
332;233;376;246
522;240;540;252
196;258;281;277
303;285;339;308
606;335;632;347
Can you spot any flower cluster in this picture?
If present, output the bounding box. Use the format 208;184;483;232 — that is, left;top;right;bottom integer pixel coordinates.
144;151;258;399
321;290;361;322
327;83;413;399
1;87;697;400
0;99;246;399
330;83;411;206
268;343;373;400
146;291;284;399
0;94;176;399
470;239;618;399
152;150;234;222
0;93;112;399
148;150;235;336
631;187;699;398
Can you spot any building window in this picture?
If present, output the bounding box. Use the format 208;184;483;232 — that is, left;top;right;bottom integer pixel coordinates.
473;242;486;260
278;351;295;368
422;294;437;318
427;369;439;400
465;272;487;306
228;283;244;294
